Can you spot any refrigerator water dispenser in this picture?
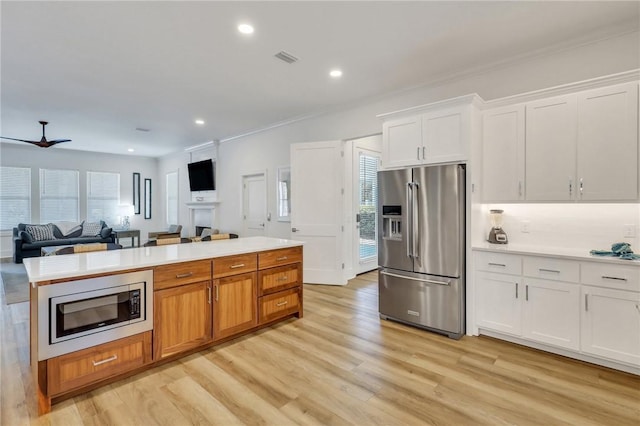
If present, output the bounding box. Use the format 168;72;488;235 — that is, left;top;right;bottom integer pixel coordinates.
382;205;402;241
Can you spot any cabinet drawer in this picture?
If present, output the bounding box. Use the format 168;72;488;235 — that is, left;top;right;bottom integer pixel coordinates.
475;251;522;275
154;260;211;290
523;256;579;282
258;263;301;296
213;253;257;278
47;332;151;395
259;287;301;324
258;247;302;270
581;262;640;292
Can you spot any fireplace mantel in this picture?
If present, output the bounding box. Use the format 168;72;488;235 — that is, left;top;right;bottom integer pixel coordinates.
186;201;221;209
186;201;220;232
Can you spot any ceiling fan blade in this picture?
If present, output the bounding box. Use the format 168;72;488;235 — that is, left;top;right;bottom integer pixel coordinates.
0;136;39;143
48;139;72;143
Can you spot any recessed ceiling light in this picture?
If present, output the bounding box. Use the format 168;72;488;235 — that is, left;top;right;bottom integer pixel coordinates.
195;119;205;125
127;148;134;152
329;69;343;78
238;24;254;34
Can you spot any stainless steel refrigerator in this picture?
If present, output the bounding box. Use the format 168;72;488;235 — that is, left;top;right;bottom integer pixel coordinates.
377;163;465;339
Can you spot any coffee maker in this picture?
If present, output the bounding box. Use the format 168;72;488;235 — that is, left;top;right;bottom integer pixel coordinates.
488;209;508;244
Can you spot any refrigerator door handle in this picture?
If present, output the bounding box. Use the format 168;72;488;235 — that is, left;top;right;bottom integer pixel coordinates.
412;181;419;259
406;182;413;258
380;270;451;286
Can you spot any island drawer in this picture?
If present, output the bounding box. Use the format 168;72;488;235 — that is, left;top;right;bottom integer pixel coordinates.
258;263;301;296
154;260;212;290
213;253;258;278
475;251;521;276
259;287;300;324
47;332;151;396
581;262;640;292
259;247;302;269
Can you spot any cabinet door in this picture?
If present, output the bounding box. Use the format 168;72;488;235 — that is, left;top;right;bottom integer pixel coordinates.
476;272;522;336
581;286;640;366
482;104;525;202
382;115;422;168
525;95;577;200
213;272;257;340
522;278;580;350
422;106;468;164
577;82;638;201
154;281;212;359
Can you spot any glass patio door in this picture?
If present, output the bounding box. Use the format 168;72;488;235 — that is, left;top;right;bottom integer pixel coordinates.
356;150;379;274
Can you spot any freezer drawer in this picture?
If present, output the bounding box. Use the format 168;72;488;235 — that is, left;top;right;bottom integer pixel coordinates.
379;269;464;338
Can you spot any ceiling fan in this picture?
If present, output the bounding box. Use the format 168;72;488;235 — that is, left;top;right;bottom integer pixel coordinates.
0;121;71;148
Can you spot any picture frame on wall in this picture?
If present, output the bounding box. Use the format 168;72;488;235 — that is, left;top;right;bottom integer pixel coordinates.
144;178;152;219
133;173;141;214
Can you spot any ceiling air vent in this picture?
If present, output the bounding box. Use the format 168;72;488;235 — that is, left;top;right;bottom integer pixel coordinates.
274;51;299;64
135;127;150;132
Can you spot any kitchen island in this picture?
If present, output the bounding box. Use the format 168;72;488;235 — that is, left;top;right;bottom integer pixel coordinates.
25;236;304;415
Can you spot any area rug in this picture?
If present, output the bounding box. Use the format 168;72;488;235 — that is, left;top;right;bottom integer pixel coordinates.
1;263;29;304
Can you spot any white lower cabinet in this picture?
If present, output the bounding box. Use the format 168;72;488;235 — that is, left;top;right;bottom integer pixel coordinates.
581;286;640;366
474;249;640;372
522;278;580;350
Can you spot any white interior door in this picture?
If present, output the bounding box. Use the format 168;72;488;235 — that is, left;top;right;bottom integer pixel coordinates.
354;147;381;274
242;173;267;237
291;141;345;285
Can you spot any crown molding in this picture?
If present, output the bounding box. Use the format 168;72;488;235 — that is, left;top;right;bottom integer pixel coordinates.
377;94;484;120
483;69;640;109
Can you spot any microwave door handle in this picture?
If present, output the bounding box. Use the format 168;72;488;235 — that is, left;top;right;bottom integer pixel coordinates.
406;182;413;258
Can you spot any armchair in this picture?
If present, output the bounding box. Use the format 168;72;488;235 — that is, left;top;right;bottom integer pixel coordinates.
148;224;182;240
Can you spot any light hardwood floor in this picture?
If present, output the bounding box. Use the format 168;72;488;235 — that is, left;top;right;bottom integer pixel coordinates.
2;271;639;425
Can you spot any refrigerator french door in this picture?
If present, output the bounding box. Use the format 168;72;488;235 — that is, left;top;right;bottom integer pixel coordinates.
378;163;465;339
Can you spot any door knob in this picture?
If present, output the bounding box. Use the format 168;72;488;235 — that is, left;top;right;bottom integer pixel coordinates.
292;227;298;232
260;223;265;227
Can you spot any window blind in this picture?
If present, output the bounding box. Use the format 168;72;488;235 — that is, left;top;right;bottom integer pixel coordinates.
40;169;79;223
166;171;178;225
358;154;378;260
0;166;31;230
87;171;120;226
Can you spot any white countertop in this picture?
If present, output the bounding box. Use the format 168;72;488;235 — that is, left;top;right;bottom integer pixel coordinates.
473;242;640;266
24;236;304;284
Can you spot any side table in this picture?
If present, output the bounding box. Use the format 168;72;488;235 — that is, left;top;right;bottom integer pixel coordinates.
113;229;140;248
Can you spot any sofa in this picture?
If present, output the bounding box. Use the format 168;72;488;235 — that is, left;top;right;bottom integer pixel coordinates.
13;221;116;263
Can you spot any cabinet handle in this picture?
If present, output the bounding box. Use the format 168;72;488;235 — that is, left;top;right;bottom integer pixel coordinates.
585;294;589;311
569;179;572;197
215;285;219;302
276;300;288;307
208;286;212;304
276;276;289;281
422;146;426;160
602;275;627;282
488;263;506;268
525;285;529;301
175;272;193;279
579;178;583;198
276;256;288;261
539;268;560;274
92;355;118;367
417;147;420;160
230;264;245;269
515;283;518;299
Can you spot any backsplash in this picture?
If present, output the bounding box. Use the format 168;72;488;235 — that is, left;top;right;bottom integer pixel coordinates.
476;203;640;252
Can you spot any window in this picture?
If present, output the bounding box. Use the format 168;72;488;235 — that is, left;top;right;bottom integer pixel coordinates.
40;169;79;223
87;171;120;226
358;154;378;261
0;166;31;230
277;167;291;222
166;171;178;225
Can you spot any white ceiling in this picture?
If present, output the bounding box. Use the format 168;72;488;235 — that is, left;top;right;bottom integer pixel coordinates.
1;1;638;157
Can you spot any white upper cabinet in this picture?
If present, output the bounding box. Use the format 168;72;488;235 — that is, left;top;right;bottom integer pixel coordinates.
576;82;638;201
525;94;578;201
482;104;525;202
379;95;480;169
382;115;422;169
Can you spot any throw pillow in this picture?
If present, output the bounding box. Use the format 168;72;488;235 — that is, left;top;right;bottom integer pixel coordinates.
19;230;33;244
100;227;113;239
25;224;56;242
81;221;103;237
53;221;83;238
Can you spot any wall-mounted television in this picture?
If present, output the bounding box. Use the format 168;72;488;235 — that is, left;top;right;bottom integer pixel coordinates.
187;159;215;191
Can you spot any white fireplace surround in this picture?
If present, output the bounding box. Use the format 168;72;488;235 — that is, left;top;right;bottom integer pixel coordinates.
186;201;221;235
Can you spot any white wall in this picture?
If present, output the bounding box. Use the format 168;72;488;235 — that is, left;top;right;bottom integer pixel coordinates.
0;144;160;258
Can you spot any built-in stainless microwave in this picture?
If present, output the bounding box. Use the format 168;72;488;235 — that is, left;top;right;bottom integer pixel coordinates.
38;270;153;360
